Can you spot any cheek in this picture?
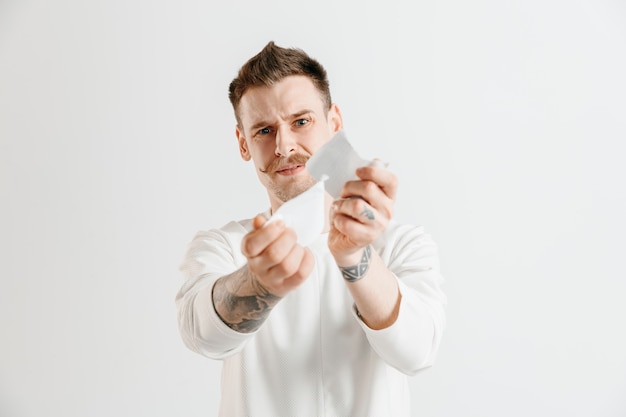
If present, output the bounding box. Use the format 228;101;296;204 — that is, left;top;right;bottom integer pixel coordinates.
306;136;332;155
249;140;276;167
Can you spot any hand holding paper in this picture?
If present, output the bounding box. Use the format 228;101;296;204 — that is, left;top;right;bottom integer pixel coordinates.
308;130;397;262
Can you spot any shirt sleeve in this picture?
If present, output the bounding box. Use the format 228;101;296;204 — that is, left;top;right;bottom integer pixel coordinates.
352;222;447;375
175;221;258;359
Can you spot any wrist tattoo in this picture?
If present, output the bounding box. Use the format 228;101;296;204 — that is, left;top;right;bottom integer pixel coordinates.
339;245;372;282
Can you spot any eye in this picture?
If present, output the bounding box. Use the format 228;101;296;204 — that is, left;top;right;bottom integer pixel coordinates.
258;127;272;135
294;118;309;127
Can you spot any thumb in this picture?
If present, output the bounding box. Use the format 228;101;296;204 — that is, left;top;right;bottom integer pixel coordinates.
252;214;268;230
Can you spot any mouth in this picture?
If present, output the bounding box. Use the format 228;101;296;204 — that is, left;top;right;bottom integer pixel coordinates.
275;164;305;176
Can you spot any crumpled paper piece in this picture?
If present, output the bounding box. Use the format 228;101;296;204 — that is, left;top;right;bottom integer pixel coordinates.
265;175;327;246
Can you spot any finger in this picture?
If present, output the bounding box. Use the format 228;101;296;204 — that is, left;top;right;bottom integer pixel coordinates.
242;218;285;258
338;197;376;223
340;174;396;222
266;247;314;295
330;208;379;244
252;214;268;230
283;247;315;287
340;179;390;213
266;243;311;283
358;201;376;222
247;226;298;278
261;226;298;266
355;165;398;200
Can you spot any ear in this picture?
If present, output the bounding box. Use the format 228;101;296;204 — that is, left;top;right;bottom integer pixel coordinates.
327;103;343;134
236;126;251;161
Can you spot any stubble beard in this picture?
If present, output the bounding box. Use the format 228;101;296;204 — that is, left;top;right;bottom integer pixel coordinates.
271;174;317;203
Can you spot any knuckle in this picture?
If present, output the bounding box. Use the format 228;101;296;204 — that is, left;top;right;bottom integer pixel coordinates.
275;258;297;278
289;262;308;281
363;181;378;195
264;244;283;263
241;238;254;257
346;198;359;212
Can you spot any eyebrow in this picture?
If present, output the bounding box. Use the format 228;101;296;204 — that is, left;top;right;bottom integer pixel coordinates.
249;109;314;132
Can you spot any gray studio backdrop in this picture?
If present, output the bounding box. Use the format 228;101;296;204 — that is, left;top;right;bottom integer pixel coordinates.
1;0;625;416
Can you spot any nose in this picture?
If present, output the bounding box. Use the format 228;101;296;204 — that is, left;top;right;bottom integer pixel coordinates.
274;126;296;157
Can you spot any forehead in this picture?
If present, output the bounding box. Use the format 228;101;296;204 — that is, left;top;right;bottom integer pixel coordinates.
238;75;325;128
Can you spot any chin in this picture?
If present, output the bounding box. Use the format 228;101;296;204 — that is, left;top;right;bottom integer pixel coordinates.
273;176;317;203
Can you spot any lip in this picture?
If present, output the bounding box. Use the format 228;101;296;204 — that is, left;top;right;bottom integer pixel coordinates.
276;164;305;176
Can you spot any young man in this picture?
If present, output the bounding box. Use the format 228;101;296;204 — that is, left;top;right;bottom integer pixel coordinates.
176;41;446;416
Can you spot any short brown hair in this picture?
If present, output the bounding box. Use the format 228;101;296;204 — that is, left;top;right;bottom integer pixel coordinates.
228;41;332;124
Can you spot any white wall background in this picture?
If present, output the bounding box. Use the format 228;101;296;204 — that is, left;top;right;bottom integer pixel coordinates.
1;0;625;416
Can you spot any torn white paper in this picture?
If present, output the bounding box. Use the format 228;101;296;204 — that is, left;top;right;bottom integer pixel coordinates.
306;130;372;199
265;176;327;247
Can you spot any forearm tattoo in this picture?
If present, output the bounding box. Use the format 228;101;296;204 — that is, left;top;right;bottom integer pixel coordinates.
212;267;280;333
339;245;372;282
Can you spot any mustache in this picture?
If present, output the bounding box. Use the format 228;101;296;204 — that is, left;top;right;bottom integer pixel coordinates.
261;154;310;173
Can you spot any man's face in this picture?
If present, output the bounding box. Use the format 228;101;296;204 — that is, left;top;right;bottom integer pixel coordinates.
236;75;343;210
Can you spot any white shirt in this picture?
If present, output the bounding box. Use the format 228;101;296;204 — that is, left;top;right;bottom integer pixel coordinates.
176;216;446;417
